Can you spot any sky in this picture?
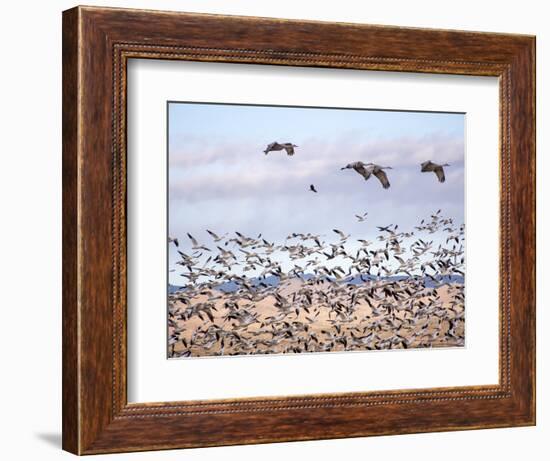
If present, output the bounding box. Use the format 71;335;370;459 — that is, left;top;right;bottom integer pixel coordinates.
168;102;465;285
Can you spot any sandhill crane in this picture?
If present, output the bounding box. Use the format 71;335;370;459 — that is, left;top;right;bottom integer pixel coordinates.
263;142;298;156
421;161;450;183
341;162;392;189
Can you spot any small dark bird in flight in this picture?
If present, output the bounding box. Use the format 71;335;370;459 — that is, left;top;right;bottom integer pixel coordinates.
421;161;450;183
264;142;298;156
309;184;318;193
341;162;392;189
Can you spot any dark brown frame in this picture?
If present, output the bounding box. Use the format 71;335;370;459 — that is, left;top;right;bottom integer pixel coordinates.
62;5;536;455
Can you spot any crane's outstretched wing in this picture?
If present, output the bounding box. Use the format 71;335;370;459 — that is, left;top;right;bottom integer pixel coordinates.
434;166;446;183
373;169;391;189
283;144;296;156
353;164;371;180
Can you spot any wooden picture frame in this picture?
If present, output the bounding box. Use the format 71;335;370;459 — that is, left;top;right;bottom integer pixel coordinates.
62;5;535;455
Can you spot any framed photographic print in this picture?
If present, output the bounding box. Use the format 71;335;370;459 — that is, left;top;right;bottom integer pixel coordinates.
62;6;535;455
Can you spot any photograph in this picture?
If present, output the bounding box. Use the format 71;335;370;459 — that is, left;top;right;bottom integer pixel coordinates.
167;102;466;359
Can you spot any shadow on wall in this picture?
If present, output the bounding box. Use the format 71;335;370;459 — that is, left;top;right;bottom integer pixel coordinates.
35;433;61;448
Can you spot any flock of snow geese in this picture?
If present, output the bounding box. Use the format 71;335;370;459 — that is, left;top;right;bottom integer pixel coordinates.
168;207;465;358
